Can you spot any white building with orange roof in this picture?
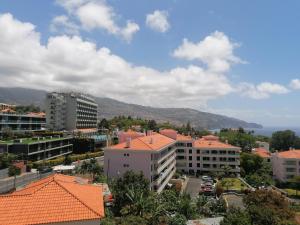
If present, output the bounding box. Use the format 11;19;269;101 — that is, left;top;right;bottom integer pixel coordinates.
104;133;177;192
0;174;105;225
253;147;271;163
177;135;240;175
272;150;300;181
118;129;145;143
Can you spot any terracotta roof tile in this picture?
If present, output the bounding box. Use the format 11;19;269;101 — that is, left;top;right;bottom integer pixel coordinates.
0;174;104;225
108;133;175;151
194;137;239;149
277;150;300;159
254;148;271;158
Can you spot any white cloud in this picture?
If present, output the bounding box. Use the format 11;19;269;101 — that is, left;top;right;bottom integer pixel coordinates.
0;13;292;110
54;0;139;42
50;15;79;35
238;82;289;99
290;79;300;90
0;13;237;108
173;31;244;73
146;10;170;33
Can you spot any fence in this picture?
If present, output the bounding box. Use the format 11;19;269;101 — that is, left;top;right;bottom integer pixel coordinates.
0;171;53;194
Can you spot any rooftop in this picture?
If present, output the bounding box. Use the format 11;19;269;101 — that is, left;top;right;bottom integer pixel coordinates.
254;148;271;158
0;136;70;145
194;135;239;149
276;150;300;159
0;174;104;225
108;133;175;151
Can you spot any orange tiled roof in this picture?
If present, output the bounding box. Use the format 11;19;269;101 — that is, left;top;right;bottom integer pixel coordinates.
254;148;271;158
277;150;300;159
194;137;239;149
108;133;175;151
176;134;193;141
0;108;16;113
74;128;98;133
0;174;104;225
26;112;46;117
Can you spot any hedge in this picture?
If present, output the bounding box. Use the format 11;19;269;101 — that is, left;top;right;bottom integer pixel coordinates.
32;151;103;168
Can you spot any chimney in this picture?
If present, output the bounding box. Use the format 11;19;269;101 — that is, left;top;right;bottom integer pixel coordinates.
150;137;154;144
147;130;153;136
125;138;131;148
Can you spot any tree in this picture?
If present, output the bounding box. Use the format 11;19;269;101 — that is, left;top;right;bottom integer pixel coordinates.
243;190;296;225
78;158;103;181
111;171;150;213
8;165;21;177
271;130;297;151
63;155;72;165
220;208;251;225
0;153;17;169
168;213;187;225
99;118;110;130
288;176;300;196
147;120;158;131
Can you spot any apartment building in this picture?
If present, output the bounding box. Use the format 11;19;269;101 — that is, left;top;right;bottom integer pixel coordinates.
173;134;240;175
0;136;73;161
104;133;177;193
46;92;98;131
272;150;300;181
0;112;45;134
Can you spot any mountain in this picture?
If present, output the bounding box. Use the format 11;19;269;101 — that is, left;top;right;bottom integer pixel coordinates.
0;87;262;129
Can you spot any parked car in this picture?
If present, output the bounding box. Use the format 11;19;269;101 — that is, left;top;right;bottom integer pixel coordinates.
202;175;212;181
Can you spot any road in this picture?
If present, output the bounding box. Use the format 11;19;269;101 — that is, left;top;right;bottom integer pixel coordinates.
185;177;202;199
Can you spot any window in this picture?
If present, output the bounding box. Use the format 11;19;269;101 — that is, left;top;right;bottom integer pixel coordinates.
213;164;217;168
177;149;185;153
203;157;210;161
197;156;200;161
189;149;192;154
286;168;296;172
204;150;210;154
212;150;218;154
197;150;200;154
189;156;192;161
203;164;210;168
189;163;192;167
285;160;296;165
123;164;129;168
197;163;200;168
212;157;216;161
187;143;192;147
123;153;130;157
177;155;185;160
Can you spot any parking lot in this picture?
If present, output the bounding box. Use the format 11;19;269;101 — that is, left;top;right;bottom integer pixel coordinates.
185;176;216;199
185;177;202;199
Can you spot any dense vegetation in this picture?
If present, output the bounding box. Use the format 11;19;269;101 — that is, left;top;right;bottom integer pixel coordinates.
240;153;273;187
15;104;42;113
270;130;300;151
102;171;226;225
221;190;297;225
99;116;211;136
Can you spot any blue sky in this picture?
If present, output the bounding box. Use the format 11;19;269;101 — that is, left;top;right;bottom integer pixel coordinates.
0;0;300;127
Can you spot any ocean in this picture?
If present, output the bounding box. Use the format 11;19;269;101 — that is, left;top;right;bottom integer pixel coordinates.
212;127;300;137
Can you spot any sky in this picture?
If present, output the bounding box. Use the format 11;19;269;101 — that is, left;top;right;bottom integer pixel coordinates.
0;0;300;127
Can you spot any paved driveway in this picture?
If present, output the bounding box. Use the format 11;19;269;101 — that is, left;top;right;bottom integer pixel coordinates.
185;177;202;199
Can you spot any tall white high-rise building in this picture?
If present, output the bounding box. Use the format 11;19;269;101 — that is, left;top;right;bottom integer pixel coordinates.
46;92;98;131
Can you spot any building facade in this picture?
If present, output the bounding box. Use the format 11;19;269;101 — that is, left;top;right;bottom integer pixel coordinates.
104;130;241;192
104;133;177;193
46;92;98;131
0;112;45;134
0;136;73;161
272;150;300;181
